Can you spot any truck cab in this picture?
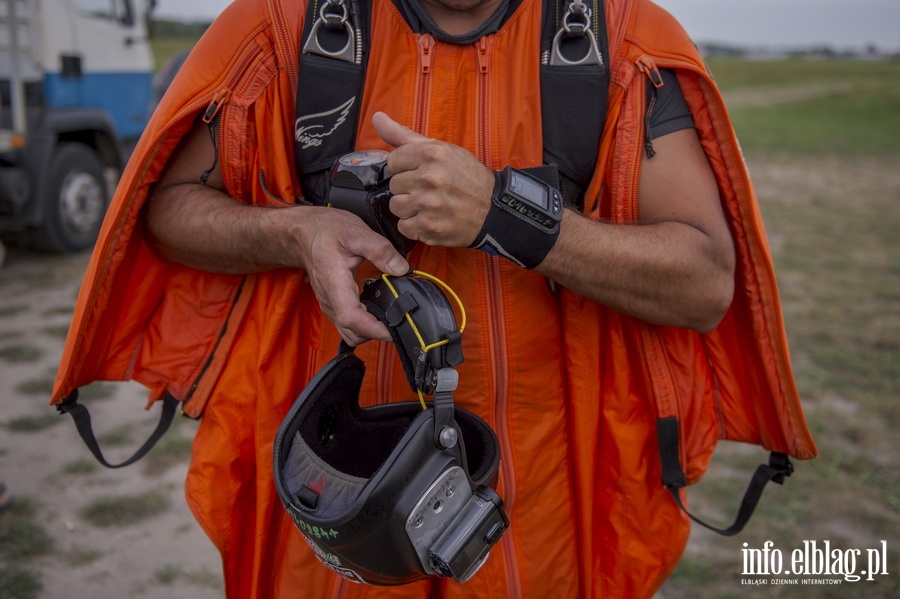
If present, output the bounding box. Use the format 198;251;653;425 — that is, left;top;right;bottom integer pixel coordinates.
0;0;154;252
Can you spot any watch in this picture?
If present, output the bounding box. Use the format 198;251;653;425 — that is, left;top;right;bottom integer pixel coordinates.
469;166;563;268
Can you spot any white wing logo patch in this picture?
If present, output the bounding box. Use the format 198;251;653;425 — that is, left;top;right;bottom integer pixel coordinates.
295;97;356;150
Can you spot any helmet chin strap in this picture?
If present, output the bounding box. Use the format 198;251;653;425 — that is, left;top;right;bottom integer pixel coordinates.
432;368;460;449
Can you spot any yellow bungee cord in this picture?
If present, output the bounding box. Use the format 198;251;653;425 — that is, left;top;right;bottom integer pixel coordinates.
379;270;467;410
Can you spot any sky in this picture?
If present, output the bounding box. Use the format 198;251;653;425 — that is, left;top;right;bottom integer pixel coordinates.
153;0;900;51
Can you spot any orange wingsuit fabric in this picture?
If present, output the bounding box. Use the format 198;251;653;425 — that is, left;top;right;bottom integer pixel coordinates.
52;0;816;597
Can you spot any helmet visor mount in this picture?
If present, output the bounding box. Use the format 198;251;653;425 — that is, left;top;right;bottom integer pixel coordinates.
274;273;508;585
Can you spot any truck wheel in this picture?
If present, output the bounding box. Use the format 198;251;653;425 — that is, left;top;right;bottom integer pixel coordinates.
33;143;109;253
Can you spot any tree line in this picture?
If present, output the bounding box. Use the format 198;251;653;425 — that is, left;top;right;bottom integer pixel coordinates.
149;18;211;38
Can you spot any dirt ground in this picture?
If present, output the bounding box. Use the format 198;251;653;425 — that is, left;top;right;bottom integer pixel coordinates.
0;250;223;598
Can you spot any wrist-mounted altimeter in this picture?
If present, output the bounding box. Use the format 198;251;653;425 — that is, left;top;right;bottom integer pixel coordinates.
328;150;416;256
470;166;563;268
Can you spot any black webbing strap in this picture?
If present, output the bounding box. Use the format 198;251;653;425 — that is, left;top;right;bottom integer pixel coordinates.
296;0;371;205
57;390;179;469
386;291;419;327
539;0;609;210
360;296;420;393
657;416;794;537
432;388;455;448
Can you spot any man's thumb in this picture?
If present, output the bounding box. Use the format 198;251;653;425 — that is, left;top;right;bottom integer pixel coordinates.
372;111;428;148
358;229;410;276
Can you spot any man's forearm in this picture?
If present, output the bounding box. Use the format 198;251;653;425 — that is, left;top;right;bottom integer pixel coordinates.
144;182;305;274
537;210;734;333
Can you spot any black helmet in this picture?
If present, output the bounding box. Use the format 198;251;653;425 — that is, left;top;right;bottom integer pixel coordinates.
273;273;508;585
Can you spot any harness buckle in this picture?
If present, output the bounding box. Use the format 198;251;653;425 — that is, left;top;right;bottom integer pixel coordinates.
434;368;460;394
302;0;357;63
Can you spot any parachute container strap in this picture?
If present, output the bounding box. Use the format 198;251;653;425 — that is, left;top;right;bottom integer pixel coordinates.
657;417;794;537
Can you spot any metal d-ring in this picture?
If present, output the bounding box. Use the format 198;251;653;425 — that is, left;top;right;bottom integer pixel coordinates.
302;0;357;63
562;1;590;34
549;1;604;66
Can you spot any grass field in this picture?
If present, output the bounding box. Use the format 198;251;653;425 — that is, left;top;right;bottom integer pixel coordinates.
706;58;900;91
709;58;900;156
708;58;900;402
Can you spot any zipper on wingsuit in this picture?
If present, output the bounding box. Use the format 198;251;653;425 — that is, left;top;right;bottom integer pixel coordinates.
290;1;607;595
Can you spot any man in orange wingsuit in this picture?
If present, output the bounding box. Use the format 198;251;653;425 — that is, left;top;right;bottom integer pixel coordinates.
52;0;816;596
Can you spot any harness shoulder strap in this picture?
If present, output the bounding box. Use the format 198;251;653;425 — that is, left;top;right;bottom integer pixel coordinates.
295;0;372;205
539;0;610;209
294;0;609;209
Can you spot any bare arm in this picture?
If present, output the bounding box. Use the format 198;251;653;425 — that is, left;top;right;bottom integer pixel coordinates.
373;112;734;334
144;117;410;345
537;128;735;333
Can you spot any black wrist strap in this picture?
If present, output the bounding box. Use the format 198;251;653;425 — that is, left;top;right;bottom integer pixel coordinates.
470;169;562;269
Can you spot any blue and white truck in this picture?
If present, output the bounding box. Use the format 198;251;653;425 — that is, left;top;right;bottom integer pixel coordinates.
0;0;155;252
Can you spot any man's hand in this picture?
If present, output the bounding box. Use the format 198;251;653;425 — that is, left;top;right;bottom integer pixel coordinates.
295;208;410;346
372;112;495;247
145;115;410;347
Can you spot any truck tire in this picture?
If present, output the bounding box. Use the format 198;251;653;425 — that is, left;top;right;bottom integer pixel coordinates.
33;143;109;253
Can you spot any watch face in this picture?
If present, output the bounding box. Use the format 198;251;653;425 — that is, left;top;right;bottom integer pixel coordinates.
509;171;549;210
339;150;389;167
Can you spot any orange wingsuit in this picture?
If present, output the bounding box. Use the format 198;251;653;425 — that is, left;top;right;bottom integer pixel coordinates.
52;0;816;597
